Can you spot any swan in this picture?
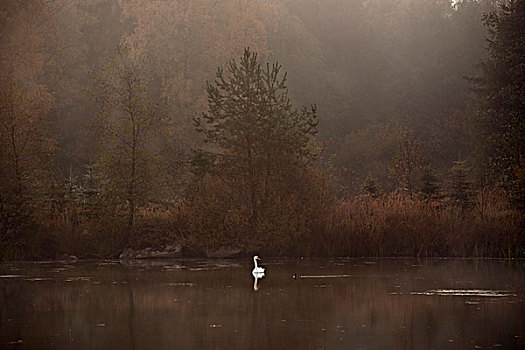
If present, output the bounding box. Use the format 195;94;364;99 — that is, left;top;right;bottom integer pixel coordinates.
252;255;265;276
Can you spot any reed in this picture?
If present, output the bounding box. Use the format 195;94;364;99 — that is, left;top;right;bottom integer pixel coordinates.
321;191;524;258
5;188;522;260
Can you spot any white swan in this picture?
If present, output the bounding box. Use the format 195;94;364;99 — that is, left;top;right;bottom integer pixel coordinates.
252;255;265;276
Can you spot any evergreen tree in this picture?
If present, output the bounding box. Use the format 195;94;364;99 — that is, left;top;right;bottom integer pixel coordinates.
194;48;318;225
389;128;424;194
420;165;441;200
449;160;474;209
362;176;380;197
473;0;525;201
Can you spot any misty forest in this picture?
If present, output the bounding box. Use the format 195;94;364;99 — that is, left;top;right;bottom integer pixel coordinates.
1;0;524;260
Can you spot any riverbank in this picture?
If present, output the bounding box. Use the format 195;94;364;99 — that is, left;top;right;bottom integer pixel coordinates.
2;191;522;261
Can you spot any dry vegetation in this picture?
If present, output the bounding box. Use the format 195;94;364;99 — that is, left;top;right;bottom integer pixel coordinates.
322;192;523;258
1;0;524;261
39;189;523;260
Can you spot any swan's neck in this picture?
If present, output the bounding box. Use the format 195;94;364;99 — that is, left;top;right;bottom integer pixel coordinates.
253;257;258;269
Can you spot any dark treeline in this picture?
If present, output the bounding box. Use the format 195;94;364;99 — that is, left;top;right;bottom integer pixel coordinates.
0;0;523;260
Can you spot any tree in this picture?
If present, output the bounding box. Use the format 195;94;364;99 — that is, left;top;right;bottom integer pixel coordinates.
51;0;132;179
389;128;425;194
193;48;318;233
420;165;441;200
362;176;380;197
335;121;404;193
91;45;165;231
449;160;474;209
472;0;525;200
120;0;278;129
0;76;54;258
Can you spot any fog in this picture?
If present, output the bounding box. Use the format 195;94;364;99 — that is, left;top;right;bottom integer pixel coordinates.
0;0;494;185
1;0;523;260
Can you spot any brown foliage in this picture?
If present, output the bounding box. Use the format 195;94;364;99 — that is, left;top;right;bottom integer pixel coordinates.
28;185;524;260
176;166;334;256
323;191;524;258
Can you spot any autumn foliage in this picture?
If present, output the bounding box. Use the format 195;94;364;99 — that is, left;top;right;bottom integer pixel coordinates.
0;0;524;260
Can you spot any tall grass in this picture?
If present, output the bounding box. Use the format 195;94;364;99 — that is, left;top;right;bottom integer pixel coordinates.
320;191;524;258
5;189;523;260
47;201;128;258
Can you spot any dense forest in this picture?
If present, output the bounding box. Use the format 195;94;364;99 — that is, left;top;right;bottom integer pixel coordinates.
0;0;523;260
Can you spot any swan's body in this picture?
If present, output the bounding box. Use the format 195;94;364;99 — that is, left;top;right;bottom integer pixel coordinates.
252;255;265;276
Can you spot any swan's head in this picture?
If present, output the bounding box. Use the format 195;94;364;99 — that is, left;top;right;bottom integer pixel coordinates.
253;255;260;261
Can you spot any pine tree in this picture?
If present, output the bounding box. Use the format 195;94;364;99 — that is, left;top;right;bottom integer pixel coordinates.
362;176;380;197
420;165;441;199
389;128;424;194
193;48;318;225
449;160;474;209
472;0;525;202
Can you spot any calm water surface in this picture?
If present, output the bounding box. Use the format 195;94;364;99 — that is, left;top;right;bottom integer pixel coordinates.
0;258;524;349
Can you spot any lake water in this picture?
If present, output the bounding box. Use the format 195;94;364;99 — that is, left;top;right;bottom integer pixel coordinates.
1;258;524;349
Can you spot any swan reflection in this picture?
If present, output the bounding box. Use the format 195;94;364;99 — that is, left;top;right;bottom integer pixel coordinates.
253;272;264;291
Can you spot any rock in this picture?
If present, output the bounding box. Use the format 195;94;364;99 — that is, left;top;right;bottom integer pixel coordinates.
119;249;134;260
119;259;184;268
58;254;78;263
205;247;244;259
119;244;182;260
